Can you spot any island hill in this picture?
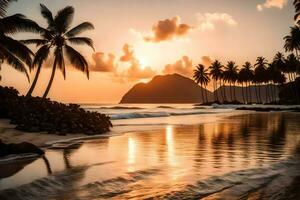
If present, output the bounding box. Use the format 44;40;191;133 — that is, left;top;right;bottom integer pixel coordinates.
120;73;279;104
120;74;213;104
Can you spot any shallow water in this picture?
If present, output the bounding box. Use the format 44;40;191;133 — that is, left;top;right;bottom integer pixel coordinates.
1;112;300;199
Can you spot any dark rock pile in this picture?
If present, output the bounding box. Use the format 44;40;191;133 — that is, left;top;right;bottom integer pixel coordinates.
0;86;112;135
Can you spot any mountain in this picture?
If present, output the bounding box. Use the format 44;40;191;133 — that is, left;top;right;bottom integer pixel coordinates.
120;74;213;103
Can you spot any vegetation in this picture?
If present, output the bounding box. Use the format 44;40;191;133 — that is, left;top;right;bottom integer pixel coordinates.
23;4;94;98
0;86;112;134
191;1;300;105
0;0;41;81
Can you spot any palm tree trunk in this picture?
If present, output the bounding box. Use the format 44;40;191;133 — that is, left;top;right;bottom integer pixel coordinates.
265;84;269;103
219;80;224;103
43;58;57;98
205;85;209;103
255;84;259;103
245;82;248;104
26;64;42;97
223;81;227;102
215;80;219;102
258;84;261;103
201;84;205;103
229;82;233;102
241;83;245;104
248;82;252;103
233;83;236;102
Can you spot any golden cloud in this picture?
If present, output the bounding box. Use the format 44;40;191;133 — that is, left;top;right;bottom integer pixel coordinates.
143;16;192;42
163;56;194;77
120;43;134;62
91;52;117;72
91;44;156;82
196;13;237;31
257;0;288;11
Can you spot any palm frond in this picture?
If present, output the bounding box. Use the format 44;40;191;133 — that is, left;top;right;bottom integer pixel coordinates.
40;4;54;28
0;14;42;34
32;45;50;68
20;39;49;47
54;6;74;34
64;44;89;78
67;37;94;50
0;35;33;67
0;0;16;17
65;22;94;37
0;45;29;81
54;47;66;79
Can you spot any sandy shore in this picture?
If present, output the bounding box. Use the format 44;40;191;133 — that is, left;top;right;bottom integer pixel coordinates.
0;119;166;147
0;119;91;147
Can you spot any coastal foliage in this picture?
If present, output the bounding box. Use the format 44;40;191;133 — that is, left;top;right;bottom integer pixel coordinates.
0;86;112;135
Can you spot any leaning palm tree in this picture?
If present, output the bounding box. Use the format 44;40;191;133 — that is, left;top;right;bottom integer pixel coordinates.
193;64;210;104
254;57;268;103
0;0;41;80
209;60;223;102
22;4;94;98
223;61;238;102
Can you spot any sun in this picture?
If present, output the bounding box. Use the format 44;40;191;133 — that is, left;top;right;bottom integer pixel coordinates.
138;57;148;70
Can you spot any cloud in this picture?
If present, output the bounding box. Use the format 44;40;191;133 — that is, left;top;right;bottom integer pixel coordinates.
120;44;134;62
196;13;238;31
125;60;156;81
257;0;288;11
163;56;194;77
91;52;117;72
142;16;192;42
201;56;213;67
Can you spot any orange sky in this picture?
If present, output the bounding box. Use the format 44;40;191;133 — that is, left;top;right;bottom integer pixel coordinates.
1;0;295;103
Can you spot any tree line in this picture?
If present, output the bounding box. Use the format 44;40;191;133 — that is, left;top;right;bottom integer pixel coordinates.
194;0;300;104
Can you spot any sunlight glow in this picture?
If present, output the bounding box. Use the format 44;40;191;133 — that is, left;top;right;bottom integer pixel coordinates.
128;137;136;165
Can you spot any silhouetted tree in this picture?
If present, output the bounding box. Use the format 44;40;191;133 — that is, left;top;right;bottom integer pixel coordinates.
209;60;223;102
254;57;268;103
22;4;94;98
193;64;210;103
223;61;238;102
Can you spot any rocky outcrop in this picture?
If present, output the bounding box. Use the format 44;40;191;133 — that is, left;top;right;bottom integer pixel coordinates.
0;86;112;135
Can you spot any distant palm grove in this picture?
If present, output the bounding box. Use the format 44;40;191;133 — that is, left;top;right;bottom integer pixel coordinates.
194;0;300;104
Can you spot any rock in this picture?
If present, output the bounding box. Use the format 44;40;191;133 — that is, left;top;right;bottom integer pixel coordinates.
0;140;44;158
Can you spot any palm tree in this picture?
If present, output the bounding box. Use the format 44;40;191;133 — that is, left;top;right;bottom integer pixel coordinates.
254;57;268;103
284;26;300;57
241;62;254;103
0;0;41;81
285;54;300;101
223;61;238;102
271;52;286;102
22;4;94;98
193;64;210;104
209;60;223;102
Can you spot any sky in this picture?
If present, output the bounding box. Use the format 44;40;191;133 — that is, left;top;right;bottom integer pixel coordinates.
0;0;295;103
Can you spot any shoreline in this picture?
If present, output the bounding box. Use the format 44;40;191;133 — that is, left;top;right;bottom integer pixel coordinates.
1;108;298;149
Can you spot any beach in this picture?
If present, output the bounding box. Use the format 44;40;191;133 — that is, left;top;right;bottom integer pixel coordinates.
1;105;300;199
